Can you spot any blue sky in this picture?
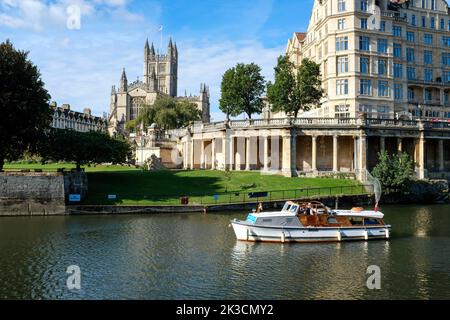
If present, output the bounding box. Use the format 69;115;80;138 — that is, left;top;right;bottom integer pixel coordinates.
0;0;313;120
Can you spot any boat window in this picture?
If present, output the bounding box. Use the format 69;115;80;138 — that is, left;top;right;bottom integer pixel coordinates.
364;218;380;225
290;205;299;213
327;217;338;224
286;218;293;223
262;219;272;223
282;203;291;212
349;217;363;225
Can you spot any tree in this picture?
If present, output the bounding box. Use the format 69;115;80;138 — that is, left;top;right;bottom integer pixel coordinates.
219;63;265;119
37;129;132;171
372;151;415;195
0;40;52;171
128;96;201;131
267;57;323;118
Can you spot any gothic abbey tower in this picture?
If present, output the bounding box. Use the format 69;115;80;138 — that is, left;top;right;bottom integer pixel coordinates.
108;39;210;135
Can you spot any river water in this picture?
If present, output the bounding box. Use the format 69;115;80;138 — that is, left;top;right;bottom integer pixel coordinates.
0;204;449;300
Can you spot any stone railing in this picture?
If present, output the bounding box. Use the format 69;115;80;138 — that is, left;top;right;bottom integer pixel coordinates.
189;117;450;133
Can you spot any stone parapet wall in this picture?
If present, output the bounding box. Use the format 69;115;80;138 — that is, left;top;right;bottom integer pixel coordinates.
0;172;66;216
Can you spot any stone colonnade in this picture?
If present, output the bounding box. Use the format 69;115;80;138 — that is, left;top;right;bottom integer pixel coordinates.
181;125;450;181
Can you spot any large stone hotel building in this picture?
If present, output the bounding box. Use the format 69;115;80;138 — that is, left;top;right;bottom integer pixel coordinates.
137;1;450;181
286;0;450;120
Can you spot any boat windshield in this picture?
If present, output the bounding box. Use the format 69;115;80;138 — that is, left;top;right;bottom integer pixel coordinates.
282;203;292;212
289;205;299;213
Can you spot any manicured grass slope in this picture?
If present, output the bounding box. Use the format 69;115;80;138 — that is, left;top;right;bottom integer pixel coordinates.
4;163;363;205
84;170;362;205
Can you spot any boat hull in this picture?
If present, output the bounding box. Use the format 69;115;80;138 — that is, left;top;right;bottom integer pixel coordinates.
231;220;391;243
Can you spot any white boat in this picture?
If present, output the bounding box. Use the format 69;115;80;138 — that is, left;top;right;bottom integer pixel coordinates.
231;201;391;243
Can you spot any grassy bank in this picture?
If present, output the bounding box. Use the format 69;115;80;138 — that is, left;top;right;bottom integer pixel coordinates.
84;170;363;205
3;163;365;205
3;162;138;172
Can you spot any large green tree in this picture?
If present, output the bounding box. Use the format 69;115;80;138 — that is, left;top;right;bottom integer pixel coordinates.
37;129;132;171
267;57;323;118
372;151;415;195
0;40;52;171
219;63;265;119
127;96;201;131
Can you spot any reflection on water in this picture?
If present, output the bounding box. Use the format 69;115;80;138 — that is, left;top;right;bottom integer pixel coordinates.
0;205;449;299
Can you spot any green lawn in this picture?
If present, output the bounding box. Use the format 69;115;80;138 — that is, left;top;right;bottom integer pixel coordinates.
3;163;365;205
84;170;364;205
3;162;138;172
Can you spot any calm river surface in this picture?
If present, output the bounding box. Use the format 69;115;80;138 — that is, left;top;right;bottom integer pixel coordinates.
0;204;449;300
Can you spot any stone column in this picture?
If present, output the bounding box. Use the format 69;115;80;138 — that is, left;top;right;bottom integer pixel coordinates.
333;135;338;172
438;139;444;172
211;138;216;170
397;137;403;154
358;134;367;181
229;137;234;170
222;133;230;171
380;136;385;153
282;132;295;177
312;136;317;172
418;135;426;179
200;140;205;169
190;139;194;170
263;135;269;172
183;142;188;170
245;137;251;171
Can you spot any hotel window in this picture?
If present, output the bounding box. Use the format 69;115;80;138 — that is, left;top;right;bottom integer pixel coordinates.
443;71;450;83
360;18;368;29
430;17;435;29
441;19;445;30
359;104;373;116
377;38;388;53
393;44;402;58
378;81;389;97
424;69;433;82
360;79;371;95
407;31;415;42
335;105;350;119
448;20;450;31
394;63;403;78
336;36;348;51
337;56;349;74
431;0;436;10
360;0;368;11
378;59;387;75
407;66;416;80
359;36;370;51
406;48;415;62
445;92;449;102
444;53;450;66
378;106;389;119
424;34;433;45
394;84;403;100
408;88;415;100
336;79;349;95
360;56;369;74
338;19;346;30
422;16;426;28
392;26;402;37
338;0;346;12
422;0;426;8
411;15;416;26
380;21;386;32
425;89;432;101
442;37;450;47
424;51;433;64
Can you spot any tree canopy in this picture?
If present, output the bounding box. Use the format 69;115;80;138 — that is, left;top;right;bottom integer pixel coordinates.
37;129;132;171
0;40;52;171
267;57;323;118
127;96;201;131
219;63;265;119
372;151;415;195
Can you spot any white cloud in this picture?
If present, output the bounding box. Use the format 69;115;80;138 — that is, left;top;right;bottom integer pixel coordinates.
0;0;141;30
